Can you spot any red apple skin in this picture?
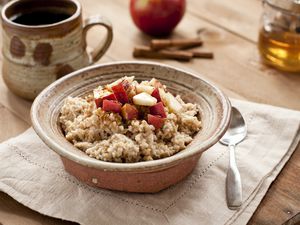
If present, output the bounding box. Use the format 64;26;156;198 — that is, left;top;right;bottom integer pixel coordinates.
95;93;116;108
121;104;139;120
102;100;122;113
95;98;102;109
147;114;165;129
130;0;186;36
151;88;162;102
112;82;129;104
149;102;166;118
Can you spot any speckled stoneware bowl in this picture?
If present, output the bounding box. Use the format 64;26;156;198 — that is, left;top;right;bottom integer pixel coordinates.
31;61;231;193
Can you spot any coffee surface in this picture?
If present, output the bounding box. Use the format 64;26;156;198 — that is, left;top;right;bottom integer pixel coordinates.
11;11;71;25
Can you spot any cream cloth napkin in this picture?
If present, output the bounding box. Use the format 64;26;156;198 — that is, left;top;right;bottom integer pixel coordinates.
0;99;299;225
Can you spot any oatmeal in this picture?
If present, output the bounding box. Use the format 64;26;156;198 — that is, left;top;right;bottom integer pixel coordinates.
60;76;201;163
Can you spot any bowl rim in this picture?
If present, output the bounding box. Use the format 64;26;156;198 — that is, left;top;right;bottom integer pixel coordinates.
31;61;231;172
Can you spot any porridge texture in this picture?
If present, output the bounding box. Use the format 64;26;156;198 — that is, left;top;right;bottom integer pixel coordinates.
60;76;201;163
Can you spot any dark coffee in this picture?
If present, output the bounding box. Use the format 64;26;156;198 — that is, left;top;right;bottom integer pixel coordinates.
11;11;71;26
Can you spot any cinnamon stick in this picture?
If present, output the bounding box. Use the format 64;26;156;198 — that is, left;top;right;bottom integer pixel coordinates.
133;46;193;61
150;38;203;50
190;51;214;59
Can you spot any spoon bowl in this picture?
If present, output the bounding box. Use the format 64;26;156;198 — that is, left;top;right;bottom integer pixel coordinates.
220;107;247;146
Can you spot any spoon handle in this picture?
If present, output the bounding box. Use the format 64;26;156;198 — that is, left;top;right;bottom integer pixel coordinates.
226;144;242;210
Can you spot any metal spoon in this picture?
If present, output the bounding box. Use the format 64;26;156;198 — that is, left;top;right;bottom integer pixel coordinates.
220;107;247;210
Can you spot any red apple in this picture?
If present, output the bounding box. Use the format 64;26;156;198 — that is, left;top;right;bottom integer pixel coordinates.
147;114;165;129
130;0;186;36
95;93;116;108
102;100;122;113
149;102;166;118
112;82;129;104
121;104;139;120
151;88;162;102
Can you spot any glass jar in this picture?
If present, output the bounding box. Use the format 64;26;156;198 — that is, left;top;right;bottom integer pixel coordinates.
258;0;300;72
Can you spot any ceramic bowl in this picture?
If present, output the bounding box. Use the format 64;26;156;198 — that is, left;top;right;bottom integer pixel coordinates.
31;61;231;193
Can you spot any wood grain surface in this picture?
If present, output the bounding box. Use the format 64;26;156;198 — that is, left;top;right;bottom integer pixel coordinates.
0;0;299;224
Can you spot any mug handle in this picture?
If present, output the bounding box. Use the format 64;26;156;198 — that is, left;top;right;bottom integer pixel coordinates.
83;15;113;64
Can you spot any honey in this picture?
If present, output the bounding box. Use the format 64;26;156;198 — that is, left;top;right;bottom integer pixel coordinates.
258;28;300;72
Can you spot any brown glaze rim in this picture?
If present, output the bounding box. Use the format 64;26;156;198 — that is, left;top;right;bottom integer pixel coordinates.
31;61;231;172
1;0;82;37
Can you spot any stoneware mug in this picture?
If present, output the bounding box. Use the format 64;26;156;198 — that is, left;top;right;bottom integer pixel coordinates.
1;0;113;100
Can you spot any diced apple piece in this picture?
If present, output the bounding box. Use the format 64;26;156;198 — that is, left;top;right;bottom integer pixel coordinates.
149;102;166;118
123;76;135;83
95;98;101;108
103;93;116;100
93;89;101;99
147;114;165;129
133;92;157;106
95;93;116;108
94;89;115;108
158;88;168;103
106;76;135;90
105;80;121;91
164;93;183;113
102;93;116;105
151;88;162;102
112;82;129;104
122;79;136;99
95;85;103;90
93;88;108;99
136;84;155;94
121;104;138;120
127;85;137;100
95;98;102;108
149;78;163;88
121;79;130;90
102;100;122;113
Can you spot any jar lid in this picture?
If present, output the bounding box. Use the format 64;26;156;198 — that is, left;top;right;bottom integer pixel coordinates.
265;0;300;15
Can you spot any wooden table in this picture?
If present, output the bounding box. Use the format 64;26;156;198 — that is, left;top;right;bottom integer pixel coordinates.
0;0;300;224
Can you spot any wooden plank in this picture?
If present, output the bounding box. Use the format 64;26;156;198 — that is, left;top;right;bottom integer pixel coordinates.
83;0;300;110
187;0;262;43
0;74;32;124
0;103;29;142
282;213;300;225
248;144;300;225
0;193;77;225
